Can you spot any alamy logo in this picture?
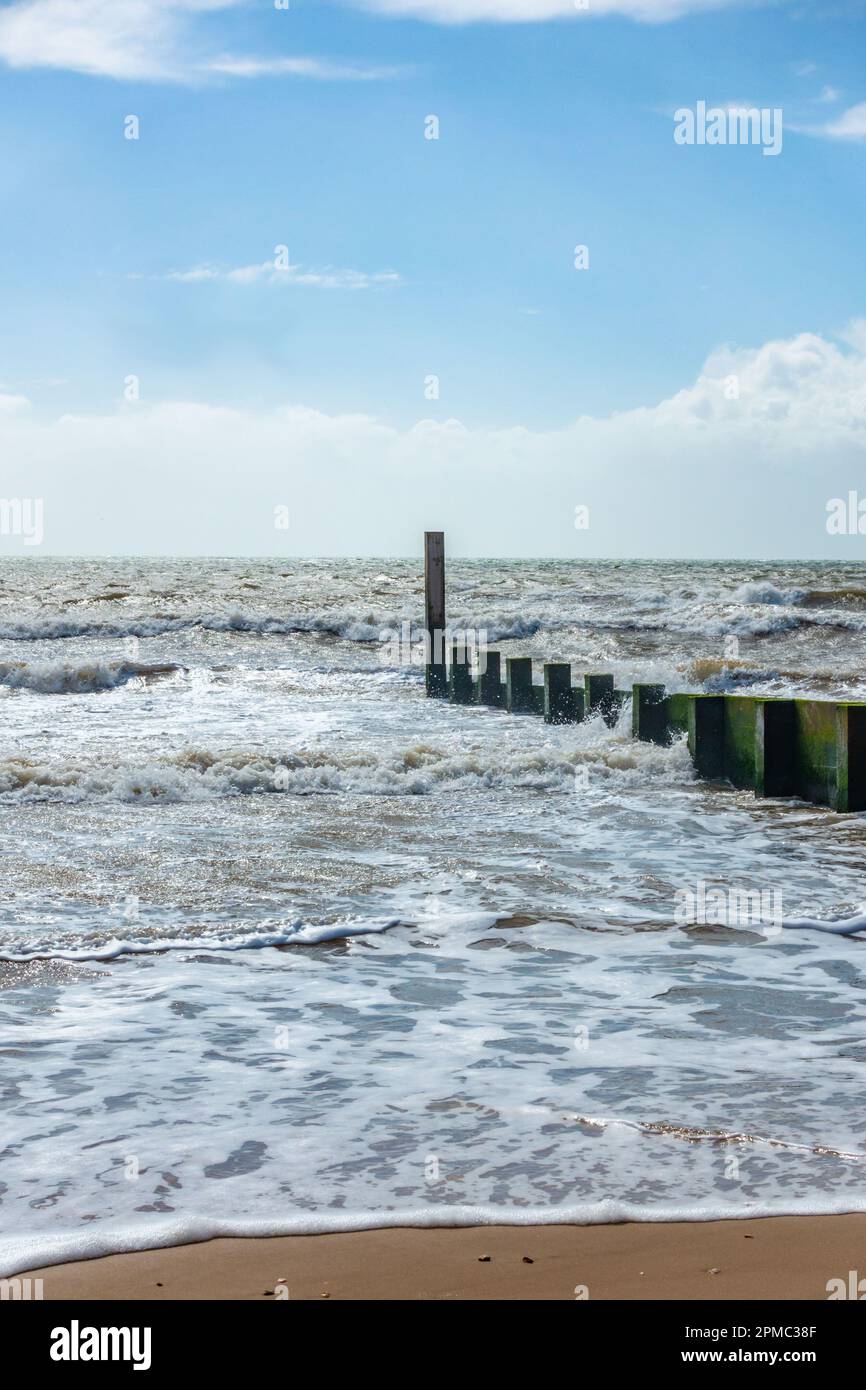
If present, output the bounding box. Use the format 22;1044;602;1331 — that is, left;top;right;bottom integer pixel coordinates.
50;1321;152;1371
675;880;782;931
0;1277;43;1299
674;102;783;157
378;623;489;673
826;492;866;535
827;1270;866;1300
0;497;43;545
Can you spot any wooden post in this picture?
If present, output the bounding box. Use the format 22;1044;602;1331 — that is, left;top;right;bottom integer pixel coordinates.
475;650;504;707
688;695;726;779
544;663;582;724
584;673;615;725
506;657;535;714
424;531;446;698
722;696;759;789
664;693;692;739
794;698;837;806
632;683;667;743
755;699;797;798
834;703;866;812
447;640;474;704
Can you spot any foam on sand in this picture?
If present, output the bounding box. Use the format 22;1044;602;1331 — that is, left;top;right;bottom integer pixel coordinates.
8;1196;866;1281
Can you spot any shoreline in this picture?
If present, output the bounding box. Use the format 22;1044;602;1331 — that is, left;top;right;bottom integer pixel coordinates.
18;1213;866;1300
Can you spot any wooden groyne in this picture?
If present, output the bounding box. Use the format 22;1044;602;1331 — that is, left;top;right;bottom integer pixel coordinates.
422;532;866;813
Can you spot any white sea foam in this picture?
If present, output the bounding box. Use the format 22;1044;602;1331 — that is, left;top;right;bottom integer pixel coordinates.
781;907;866;936
4;921;866;1279
0;915;408;962
8;1195;866;1280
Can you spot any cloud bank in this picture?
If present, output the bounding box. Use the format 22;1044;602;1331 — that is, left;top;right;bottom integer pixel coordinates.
348;0;747;23
2;326;865;557
0;0;399;82
0;0;770;84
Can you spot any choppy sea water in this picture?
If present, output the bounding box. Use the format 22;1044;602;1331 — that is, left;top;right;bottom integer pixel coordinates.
2;556;866;1276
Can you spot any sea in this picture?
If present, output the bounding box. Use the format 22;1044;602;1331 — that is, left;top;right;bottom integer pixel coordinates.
2;555;866;1276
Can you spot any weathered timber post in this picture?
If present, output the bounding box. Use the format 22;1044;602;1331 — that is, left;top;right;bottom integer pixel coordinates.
544;663;582;724
723;697;759;789
424;531;446;698
475;650;504;707
506;657;535;714
632;684;667;743
688;695;726;779
584;673;615;724
755;699;797;798
665;694;692;739
834;703;866;812
794;698;838;806
447;640;474;704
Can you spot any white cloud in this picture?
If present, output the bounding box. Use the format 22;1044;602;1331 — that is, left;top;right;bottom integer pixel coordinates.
347;0;744;23
204;55;404;81
0;0;777;84
152;259;402;289
649;329;866;434
0;392;30;413
0;0;399;82
4;326;866;557
815;102;866;140
0;0;229;80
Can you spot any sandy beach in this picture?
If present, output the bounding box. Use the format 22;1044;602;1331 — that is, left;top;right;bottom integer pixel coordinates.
20;1214;866;1301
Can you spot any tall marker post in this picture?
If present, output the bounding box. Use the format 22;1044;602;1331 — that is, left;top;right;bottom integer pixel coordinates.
424;530;447;697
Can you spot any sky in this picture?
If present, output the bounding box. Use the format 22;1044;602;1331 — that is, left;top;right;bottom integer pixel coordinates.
0;0;865;557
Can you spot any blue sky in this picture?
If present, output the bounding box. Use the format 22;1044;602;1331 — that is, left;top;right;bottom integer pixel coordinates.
1;0;865;555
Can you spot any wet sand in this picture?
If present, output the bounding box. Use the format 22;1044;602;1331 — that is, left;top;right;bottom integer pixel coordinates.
20;1213;866;1300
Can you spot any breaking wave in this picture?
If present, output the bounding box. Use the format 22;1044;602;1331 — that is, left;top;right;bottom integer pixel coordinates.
0;660;182;693
798;586;866;608
732;581;866;611
732;581;806;606
0;609;557;645
0;733;692;804
4;592;866;651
